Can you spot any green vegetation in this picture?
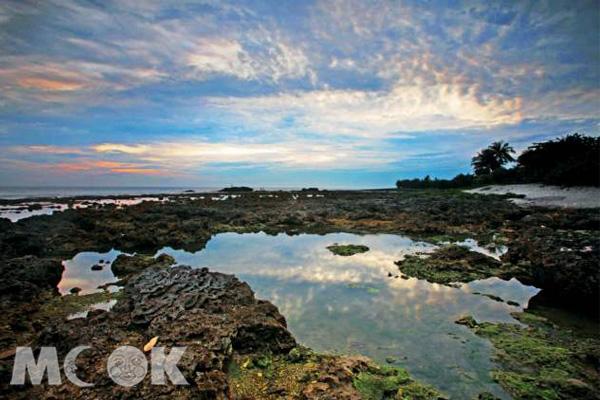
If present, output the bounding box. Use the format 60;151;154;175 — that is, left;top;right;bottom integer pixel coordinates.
395;245;513;285
347;283;381;294
353;367;410;400
396;133;599;189
396;174;475;189
456;312;600;400
327;243;370;256
229;349;447;400
518;133;599;186
396;381;447;399
38;290;123;318
472;141;515;176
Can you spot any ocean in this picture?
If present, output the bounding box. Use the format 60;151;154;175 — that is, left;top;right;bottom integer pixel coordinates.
0;186;221;200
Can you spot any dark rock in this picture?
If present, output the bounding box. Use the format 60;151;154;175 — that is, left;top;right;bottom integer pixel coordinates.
110;253;175;278
32;265;295;399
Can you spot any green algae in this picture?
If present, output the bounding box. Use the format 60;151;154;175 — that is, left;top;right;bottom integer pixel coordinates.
38;290;123;318
229;348;446;400
456;312;600;400
327;244;370;256
347;283;381;294
353;367;410;400
396;244;514;285
396;381;447;399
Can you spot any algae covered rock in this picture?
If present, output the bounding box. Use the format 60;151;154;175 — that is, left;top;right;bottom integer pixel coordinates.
327;244;370;256
396;245;514;285
396;381;447;399
230;352;447;400
110;253;175;277
455;313;600;400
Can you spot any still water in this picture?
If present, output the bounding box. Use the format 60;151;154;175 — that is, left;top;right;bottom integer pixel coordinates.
58;232;540;399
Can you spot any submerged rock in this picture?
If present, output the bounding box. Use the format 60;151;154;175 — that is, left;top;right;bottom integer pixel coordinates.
455;313;600;400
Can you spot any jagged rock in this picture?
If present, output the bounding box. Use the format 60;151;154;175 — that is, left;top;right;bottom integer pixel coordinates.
26;265;296;399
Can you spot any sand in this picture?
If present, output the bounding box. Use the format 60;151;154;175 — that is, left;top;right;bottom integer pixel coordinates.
465;184;600;209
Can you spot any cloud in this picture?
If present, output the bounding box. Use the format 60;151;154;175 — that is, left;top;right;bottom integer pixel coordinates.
17;77;84;91
207;82;523;137
0;0;598;186
93;140;404;170
14;145;89;155
187;35;311;83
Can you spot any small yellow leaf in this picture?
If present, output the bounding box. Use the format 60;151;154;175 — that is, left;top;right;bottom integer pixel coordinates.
144;336;159;352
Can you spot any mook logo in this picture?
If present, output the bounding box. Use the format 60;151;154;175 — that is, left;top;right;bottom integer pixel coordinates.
10;345;188;387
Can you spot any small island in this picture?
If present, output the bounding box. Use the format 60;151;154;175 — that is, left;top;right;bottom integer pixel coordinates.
220;186;254;193
327;244;370;256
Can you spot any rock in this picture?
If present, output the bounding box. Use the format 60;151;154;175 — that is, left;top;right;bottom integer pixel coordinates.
396;245;514;285
327;244;370;256
455;316;478;329
91;264;103;271
30;265;296;399
386;357;396;363
69;287;81;294
110;253;175;278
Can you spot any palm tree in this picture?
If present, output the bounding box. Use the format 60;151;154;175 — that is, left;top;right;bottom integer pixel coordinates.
489;141;515;165
471;141;515;175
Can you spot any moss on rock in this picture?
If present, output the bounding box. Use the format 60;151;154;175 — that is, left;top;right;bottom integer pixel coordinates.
327;244;370;256
229;349;446;400
396;245;515;285
455;312;600;400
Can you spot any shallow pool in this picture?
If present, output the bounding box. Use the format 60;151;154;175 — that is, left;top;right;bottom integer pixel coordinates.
59;232;540;399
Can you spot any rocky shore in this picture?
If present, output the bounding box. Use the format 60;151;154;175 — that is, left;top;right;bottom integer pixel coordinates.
0;189;598;399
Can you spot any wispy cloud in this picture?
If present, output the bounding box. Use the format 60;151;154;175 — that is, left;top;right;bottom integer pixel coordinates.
207;83;523;137
0;0;597;186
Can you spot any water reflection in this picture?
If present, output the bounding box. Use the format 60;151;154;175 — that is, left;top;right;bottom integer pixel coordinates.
67;299;118;320
0;197;172;222
157;232;537;399
58;249;125;295
58;232;540;399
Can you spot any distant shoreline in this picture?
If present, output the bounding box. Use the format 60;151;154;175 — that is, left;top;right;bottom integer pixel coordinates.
0;186;393;201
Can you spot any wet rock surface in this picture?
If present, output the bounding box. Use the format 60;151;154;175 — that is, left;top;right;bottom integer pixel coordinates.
111;253;176;279
395;244;514;284
0;189;598;399
456;312;600;400
4;262;297;399
327;244;370;256
0;256;63;351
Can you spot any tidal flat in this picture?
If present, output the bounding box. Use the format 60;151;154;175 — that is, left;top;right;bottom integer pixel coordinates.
0;189;597;399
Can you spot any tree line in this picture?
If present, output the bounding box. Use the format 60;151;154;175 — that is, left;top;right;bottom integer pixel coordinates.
396;133;599;189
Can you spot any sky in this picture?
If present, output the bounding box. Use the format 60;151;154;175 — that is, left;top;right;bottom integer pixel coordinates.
0;0;598;188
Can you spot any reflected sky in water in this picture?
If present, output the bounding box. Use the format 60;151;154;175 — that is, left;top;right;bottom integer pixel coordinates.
158;232;538;399
58;232;540;399
58;249;125;295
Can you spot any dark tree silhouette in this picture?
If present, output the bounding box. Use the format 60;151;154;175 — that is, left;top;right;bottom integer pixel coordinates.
471;141;515;175
518;133;599;186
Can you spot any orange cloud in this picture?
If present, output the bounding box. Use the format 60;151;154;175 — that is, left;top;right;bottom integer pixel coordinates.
110;168;165;175
38;160;167;176
17;77;84;91
47;164;90;171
